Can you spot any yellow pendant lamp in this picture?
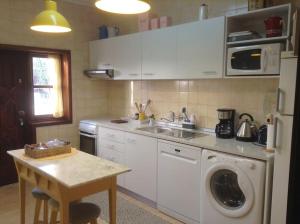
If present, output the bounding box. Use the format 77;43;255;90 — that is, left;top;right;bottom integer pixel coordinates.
95;0;151;14
31;0;71;33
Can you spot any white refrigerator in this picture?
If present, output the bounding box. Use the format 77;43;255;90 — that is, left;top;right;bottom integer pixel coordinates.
271;55;298;224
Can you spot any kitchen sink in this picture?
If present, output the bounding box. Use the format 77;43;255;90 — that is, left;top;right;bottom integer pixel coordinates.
137;126;208;139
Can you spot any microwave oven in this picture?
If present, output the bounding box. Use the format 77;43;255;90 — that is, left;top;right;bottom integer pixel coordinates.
227;43;281;76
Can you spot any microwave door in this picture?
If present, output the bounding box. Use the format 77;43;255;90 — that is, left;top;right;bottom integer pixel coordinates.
227;47;263;76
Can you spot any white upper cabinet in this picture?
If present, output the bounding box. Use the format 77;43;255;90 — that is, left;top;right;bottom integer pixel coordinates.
89;38;115;70
88;16;226;80
142;26;177;80
176;17;225;79
113;33;142;80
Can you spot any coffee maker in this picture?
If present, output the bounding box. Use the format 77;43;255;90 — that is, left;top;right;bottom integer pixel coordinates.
215;109;235;139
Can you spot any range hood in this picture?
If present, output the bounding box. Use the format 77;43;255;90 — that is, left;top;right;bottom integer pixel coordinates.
84;69;114;79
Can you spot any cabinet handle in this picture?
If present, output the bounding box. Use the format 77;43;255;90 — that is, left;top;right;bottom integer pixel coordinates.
127;138;136;144
208;155;216;160
108;144;115;150
128;73;138;76
143;73;154;76
174;149;181;153
107;134;115;138
203;71;217;75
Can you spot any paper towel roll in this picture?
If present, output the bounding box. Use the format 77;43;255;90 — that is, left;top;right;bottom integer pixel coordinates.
267;124;275;150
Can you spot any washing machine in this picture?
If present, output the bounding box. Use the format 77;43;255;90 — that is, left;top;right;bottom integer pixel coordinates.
200;150;266;224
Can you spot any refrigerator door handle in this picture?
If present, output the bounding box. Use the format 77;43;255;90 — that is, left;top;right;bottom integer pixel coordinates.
276;88;281;113
274;117;278;149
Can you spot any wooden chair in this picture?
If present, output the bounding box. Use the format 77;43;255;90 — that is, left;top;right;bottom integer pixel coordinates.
32;188;50;224
49;199;101;224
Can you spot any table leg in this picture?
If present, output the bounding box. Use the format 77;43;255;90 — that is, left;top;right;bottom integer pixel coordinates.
109;177;117;224
60;199;69;224
19;177;26;224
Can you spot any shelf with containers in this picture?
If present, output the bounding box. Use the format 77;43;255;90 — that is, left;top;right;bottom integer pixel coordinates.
226;4;292;49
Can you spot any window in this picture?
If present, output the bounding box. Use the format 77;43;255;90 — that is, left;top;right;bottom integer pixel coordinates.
29;50;72;126
32;55;63;117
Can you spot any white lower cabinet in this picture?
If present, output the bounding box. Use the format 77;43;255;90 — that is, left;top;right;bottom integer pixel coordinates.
98;127;202;223
97;127;126;188
124;133;158;201
157;141;202;224
101;147;126;187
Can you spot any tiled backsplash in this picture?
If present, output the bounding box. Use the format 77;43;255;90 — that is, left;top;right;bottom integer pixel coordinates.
108;79;279;129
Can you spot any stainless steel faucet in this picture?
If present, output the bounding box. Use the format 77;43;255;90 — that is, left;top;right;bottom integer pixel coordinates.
161;111;175;122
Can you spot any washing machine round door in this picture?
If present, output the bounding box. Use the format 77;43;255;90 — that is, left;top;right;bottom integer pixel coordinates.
205;162;254;218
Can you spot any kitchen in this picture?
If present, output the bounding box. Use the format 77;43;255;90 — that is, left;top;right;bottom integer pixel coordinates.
0;0;300;224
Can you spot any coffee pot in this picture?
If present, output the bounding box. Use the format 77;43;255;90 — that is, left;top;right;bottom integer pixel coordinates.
236;113;258;142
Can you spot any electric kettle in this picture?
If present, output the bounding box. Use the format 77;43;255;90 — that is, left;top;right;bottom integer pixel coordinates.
236;113;258;142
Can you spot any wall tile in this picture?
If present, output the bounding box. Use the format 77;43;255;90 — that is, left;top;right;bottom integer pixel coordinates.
108;78;279;129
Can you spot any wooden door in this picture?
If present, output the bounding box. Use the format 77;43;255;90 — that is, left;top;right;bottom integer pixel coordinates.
0;49;32;186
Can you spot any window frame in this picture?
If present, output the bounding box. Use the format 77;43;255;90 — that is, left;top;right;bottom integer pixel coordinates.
27;49;72;127
31;54;54;117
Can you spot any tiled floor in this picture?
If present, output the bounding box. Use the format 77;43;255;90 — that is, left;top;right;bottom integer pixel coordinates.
0;183;182;224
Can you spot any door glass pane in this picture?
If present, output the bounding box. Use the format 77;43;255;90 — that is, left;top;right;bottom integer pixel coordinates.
33;88;53;115
231;49;261;70
32;57;53;85
210;169;246;209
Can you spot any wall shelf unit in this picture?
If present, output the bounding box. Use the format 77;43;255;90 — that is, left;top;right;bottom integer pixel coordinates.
226;4;292;50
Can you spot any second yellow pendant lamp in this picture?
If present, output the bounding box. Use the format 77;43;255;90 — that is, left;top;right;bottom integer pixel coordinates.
31;0;71;33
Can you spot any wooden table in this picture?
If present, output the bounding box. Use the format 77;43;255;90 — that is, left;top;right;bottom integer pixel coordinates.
8;149;130;224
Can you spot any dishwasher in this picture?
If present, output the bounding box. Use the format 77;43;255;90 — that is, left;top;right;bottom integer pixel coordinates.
157;140;201;224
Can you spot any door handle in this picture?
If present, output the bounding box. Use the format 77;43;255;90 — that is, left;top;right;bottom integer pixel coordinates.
18;110;25;127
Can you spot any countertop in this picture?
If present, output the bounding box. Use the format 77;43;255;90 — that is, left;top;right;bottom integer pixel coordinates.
84;118;274;161
8;148;130;188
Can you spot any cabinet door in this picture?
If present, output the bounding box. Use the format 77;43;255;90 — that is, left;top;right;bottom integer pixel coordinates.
114;33;142;80
177;17;225;79
100;147;126;188
89;39;115;70
124;133;158;201
142;27;177;80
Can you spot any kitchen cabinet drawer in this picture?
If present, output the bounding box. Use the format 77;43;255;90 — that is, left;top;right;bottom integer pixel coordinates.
100;148;126;187
98;127;125;143
100;139;125;153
